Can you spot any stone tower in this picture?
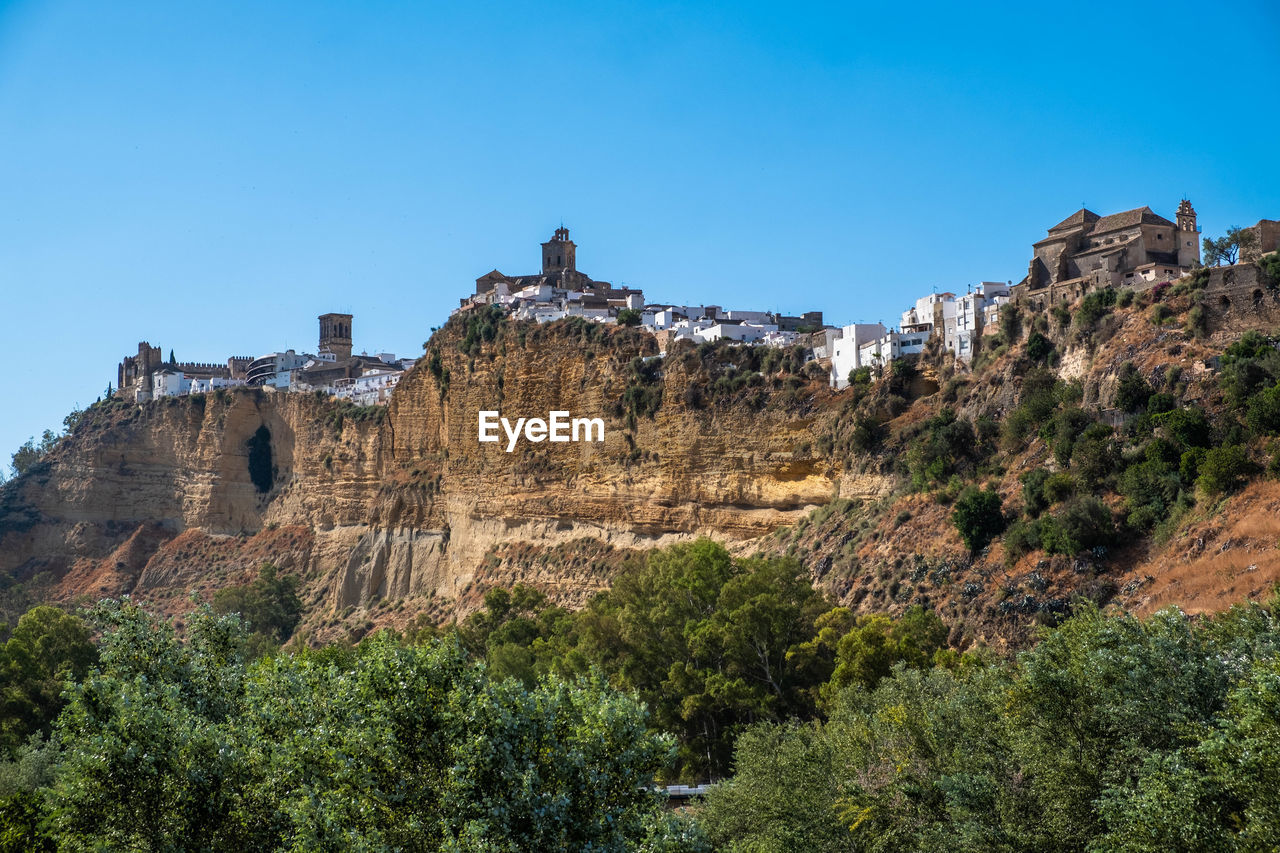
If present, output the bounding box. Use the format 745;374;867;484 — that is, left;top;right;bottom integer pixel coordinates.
541;227;576;276
1176;199;1200;267
318;313;353;360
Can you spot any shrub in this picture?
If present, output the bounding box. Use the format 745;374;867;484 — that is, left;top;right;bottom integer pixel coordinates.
1070;423;1118;488
1045;406;1094;467
1118;461;1180;529
952;486;1006;553
1074;288;1116;329
1042;472;1076;503
1245;383;1280;435
1186;304;1207;338
849;416;885;453
1114;362;1153;413
1003;519;1041;563
1149;304;1172;325
1258;252;1280;288
999;303;1022;343
1117;289;1135;307
1020;469;1051;517
458;304;506;356
1146;393;1177;415
1154;407;1212;449
905;409;979;490
1026;331;1053;363
1196;445;1254;495
620;356;663;419
1039;496;1114;555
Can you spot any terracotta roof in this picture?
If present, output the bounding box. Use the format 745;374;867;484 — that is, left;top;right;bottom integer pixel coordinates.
1048;209;1100;232
1090;206;1175;233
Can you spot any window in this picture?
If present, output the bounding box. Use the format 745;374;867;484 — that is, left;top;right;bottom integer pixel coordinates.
1157;233;1163;240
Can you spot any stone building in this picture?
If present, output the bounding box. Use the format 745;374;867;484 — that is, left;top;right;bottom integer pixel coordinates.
318;313;353;360
471;227;642;304
1242;219;1280;262
1014;200;1200;310
118;342;250;403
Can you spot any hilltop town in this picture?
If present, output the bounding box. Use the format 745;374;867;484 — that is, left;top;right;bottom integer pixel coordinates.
114;202;1279;406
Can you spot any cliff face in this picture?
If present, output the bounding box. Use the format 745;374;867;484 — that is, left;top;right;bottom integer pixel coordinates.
0;318;849;639
7;268;1277;645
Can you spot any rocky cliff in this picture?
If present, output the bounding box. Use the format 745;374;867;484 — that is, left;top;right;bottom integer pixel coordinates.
0;315;853;641
5;265;1280;646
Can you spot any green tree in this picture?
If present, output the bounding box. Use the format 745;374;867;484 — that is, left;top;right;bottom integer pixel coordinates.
0;606;96;755
48;600;247;851
1026;330;1053;363
616;307;642;326
1203;226;1259;266
212;563;302;654
571;540;833;779
9;432;57;479
952;486;1006;552
1008;607;1236;851
699;723;850;852
1196;445;1253;495
45;599;694;851
823;606;948;700
1114;362;1153;413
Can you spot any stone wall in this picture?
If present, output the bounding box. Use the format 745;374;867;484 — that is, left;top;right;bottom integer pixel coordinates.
1202;261;1280;335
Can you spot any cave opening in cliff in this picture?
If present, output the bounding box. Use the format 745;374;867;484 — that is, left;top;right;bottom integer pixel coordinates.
246;425;274;493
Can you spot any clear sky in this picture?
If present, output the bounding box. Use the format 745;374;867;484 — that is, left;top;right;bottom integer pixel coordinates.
2;0;1278;466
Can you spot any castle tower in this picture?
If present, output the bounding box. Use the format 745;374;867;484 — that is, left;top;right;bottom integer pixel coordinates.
318;313;353;360
541;227;576;276
1176;199;1200;267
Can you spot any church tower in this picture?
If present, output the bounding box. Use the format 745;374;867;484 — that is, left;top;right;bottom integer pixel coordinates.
541;227;576;276
1176;199;1200;267
318;313;353;361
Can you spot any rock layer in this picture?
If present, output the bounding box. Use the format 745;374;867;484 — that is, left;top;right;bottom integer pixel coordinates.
0;319;851;637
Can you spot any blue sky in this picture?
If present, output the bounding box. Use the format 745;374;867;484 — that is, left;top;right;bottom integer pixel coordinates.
2;0;1278;465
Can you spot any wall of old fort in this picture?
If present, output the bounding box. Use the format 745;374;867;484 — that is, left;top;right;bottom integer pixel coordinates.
1202;260;1280;335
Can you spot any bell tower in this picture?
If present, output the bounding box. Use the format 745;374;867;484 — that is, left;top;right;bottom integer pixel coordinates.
1176;199;1200;267
318;313;353;360
541;227;576;275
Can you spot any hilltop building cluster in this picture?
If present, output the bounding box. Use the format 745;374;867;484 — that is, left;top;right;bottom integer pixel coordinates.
456;228;1013;388
117;313;416;407
116;203;1279;408
458;228;827;347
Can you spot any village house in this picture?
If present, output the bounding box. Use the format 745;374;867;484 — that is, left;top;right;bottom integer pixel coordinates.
829;324;889;388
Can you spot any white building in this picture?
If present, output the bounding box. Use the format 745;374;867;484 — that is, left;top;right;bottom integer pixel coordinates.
857;329;931;374
897;284;1011;363
701;322;778;343
246;350;311;389
190;376;246;394
761;330;800;348
331;370;403;406
152;370;192;398
829;323;889;388
948;283;1011;361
